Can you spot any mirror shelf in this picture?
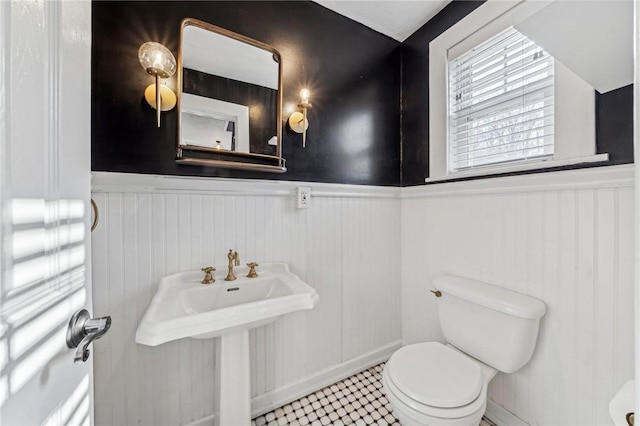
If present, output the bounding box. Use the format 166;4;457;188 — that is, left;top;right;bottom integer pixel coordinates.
176;158;286;173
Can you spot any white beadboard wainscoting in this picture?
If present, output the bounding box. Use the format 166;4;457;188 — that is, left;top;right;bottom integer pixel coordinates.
90;172;402;426
401;164;635;426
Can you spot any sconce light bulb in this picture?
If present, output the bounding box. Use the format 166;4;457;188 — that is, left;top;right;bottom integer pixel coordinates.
300;88;310;104
153;51;163;67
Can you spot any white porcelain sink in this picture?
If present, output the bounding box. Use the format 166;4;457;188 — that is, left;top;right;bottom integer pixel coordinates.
136;263;318;345
136;262;318;425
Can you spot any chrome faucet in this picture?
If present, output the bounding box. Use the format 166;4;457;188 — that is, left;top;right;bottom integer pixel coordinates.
225;249;240;281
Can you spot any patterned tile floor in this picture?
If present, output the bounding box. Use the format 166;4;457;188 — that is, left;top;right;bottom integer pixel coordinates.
252;363;498;426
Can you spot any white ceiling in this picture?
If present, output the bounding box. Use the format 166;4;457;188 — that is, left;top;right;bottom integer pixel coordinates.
313;0;452;42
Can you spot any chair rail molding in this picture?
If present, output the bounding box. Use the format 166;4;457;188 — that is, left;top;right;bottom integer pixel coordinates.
93;164;634;201
91;172;400;199
402;164;634;198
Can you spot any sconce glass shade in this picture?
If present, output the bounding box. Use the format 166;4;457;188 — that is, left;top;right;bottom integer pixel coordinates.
300;88;310;104
139;41;177;127
138;42;177;79
299;88;312;109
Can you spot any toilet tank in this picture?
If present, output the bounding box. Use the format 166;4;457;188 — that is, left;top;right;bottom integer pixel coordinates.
434;275;546;374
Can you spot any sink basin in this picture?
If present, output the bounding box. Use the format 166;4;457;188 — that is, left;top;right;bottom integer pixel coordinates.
136;263;319;345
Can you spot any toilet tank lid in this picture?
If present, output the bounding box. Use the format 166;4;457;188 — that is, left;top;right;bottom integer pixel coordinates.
434;275;546;319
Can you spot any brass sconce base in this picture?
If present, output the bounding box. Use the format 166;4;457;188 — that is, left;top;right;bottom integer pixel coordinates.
144;84;177;111
288;112;309;133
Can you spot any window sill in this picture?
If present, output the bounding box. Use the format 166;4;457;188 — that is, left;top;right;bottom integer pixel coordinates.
424;153;609;183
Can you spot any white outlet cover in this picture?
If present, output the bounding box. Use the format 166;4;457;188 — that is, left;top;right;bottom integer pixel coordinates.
297;187;311;209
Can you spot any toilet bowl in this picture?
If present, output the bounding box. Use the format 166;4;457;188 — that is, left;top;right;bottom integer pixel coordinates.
383;275;546;426
382;342;496;426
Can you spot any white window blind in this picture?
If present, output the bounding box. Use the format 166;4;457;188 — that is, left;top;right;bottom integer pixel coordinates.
448;27;554;172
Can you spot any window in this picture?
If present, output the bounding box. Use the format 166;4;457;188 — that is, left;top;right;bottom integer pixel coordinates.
448;27;554;172
428;0;605;182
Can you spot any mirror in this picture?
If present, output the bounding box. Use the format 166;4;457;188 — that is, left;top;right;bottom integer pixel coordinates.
176;18;286;173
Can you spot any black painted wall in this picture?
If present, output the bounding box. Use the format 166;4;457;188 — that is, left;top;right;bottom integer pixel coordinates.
596;85;634;165
92;1;634;187
400;0;635;186
401;1;486;186
92;1;402;186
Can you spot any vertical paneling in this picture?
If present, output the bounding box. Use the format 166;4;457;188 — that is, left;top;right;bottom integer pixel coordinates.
91;193;112;426
538;191;560;425
594;188;616;423
122;193;140;426
306;197;343;373
107;193;125;426
136;193;155;425
341;198;401;360
150;193;169;425
575;189;595;425
401;181;634;426
92;188;401;426
615;188;634;385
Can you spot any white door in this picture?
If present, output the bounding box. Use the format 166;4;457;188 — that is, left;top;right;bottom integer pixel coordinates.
0;0;94;424
635;0;640;419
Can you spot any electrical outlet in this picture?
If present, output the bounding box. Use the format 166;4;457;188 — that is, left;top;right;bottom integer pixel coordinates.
297;187;311;209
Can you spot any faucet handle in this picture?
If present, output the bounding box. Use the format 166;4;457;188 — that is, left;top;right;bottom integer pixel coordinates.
201;267;215;284
247;262;259;278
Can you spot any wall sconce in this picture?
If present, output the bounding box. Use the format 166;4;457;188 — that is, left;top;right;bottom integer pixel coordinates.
288;88;312;148
138;42;177;127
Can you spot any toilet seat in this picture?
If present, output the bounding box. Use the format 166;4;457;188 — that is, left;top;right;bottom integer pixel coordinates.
382;342;489;422
387;342;483;408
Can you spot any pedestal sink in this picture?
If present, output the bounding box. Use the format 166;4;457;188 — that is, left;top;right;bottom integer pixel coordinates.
136;263;319;425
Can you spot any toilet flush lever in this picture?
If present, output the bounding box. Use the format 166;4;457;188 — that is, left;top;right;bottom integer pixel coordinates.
430;290;442;297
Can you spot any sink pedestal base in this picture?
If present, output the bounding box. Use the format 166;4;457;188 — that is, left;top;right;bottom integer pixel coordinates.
216;329;251;426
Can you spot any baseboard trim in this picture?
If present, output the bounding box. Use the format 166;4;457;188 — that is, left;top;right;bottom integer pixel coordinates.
184;413;216;426
485;399;529;426
250;341;402;418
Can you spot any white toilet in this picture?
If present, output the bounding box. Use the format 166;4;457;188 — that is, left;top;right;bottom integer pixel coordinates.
382;275;546;426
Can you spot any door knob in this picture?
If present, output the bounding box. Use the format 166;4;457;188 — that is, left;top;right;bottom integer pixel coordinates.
66;309;111;363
